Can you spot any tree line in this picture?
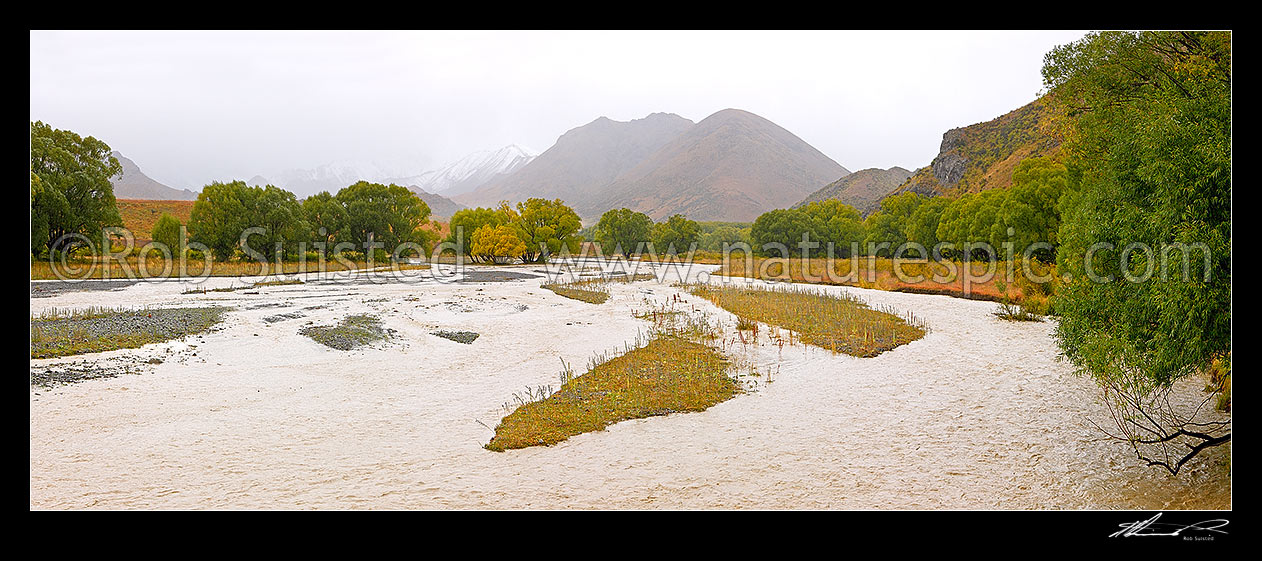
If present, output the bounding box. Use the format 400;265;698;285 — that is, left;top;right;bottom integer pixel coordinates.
747;156;1067;262
187;180;434;261
443;199;584;264
29;123;437;263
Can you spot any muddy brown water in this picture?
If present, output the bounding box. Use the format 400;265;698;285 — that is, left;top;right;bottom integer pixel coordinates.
28;264;1230;509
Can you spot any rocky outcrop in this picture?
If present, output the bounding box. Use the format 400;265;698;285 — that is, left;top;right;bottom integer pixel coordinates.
884;97;1061;201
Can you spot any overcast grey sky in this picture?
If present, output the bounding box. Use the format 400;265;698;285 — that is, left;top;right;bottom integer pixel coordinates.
30;30;1089;190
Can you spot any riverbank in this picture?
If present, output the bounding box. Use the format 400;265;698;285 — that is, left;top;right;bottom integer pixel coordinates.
29;261;1229;509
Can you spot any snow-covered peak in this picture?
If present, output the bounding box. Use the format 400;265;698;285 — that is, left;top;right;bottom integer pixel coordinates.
408;145;538;197
256;145;535;198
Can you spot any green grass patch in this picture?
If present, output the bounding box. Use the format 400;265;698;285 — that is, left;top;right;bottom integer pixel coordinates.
684;282;927;357
485;335;738;451
540;272;655;304
30;306;228;359
608;272;656;283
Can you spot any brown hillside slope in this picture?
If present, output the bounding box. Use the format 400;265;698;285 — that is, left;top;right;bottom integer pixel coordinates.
593;109;850;222
110;152;199;201
407;188;465;220
454;112;695;210
117;199;195;244
794;167;912;214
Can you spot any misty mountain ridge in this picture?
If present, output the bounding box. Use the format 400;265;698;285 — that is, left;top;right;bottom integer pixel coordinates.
109;109;859;222
254;145;535;201
109;151;199;200
592;108;850;222
263;158;429;197
795;166;912;215
385;144;537;196
405;189;465;220
456;109;850;222
455;112;696;211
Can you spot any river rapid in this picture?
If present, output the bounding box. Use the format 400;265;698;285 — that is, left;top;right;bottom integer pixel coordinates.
29;261;1230;509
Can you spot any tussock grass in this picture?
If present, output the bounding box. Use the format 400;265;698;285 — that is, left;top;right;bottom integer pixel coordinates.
541;277;612;304
253;279;305;287
485;334;738;452
684;282;927;358
182;278;305;294
542;283;610;304
33;305;139;322
609;272;657;283
540;272;656;304
30;306;227;359
991;278;1049;321
716;256;1058;306
115;199;194;244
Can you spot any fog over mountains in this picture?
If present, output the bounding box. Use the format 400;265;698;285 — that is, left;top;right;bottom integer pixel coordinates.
591;109;850;222
111;108;882;223
454;112;696;213
389;145;536;197
455;109;851;222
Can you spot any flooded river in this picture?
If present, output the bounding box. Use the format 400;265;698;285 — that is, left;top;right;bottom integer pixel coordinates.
29;262;1230;509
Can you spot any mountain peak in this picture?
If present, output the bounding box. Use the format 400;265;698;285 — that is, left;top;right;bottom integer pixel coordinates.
709;107;756;117
592;109;850;221
400;145;537;197
455;112;696;210
108;152;199;201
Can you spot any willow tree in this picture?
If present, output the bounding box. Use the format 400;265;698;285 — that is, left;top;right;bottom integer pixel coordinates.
650;214;701;256
594;207;653;257
189;181;252;260
335;181;433;258
29;121;123;256
446;205;511;261
150;213;184;255
1044;31;1231;474
511;198;582;263
470;224;527;264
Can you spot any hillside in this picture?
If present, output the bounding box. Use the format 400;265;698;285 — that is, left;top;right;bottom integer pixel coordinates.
890;98;1060;198
109;152;198;200
117;199;195;243
794;166;912;214
408;188;465;220
454;113;696;210
592;109;850;222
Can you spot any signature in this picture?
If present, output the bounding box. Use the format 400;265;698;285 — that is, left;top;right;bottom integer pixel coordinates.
1110;513;1229;538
